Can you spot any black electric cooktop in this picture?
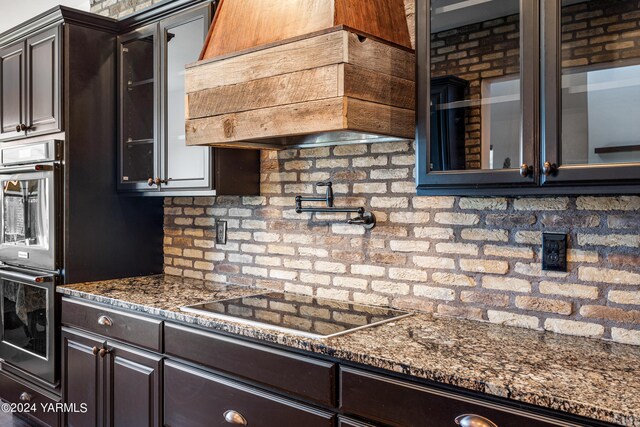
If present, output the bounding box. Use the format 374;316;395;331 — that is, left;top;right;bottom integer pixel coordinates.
181;292;411;339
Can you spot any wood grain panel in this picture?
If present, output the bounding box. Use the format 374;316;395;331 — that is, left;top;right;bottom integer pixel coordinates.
345;97;414;138
343;64;415;109
200;0;410;59
201;0;334;59
186;30;345;92
346;31;415;81
335;0;411;49
186;97;346;146
187;65;341;118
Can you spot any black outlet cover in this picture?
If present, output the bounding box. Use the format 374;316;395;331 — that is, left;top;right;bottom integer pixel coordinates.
542;232;567;272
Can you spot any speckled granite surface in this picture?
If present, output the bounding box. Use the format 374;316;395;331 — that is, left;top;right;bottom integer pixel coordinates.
58;275;640;426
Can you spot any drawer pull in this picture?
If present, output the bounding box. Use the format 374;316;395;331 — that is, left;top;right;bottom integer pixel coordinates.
223;410;247;425
455;414;498;427
19;392;32;402
98;315;113;326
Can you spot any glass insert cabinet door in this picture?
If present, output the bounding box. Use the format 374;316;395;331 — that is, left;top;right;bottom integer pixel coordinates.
159;6;212;190
416;0;539;194
542;0;640;187
418;0;640;194
119;24;158;190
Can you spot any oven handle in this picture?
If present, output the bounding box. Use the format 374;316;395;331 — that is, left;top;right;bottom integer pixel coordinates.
0;164;53;174
0;267;54;284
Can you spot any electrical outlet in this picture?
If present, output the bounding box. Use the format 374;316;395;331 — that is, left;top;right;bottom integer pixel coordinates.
215;220;227;245
542;232;567;272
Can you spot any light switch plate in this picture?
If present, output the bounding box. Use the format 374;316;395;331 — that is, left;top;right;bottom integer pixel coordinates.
542;232;567;272
215;220;227;245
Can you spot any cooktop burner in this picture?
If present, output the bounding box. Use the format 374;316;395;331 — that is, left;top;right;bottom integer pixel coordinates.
180;292;411;339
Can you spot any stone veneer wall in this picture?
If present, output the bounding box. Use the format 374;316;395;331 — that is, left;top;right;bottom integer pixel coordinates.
164;143;640;348
95;0;640;346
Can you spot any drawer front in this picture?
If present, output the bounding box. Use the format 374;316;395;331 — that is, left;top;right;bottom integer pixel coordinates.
0;370;60;427
340;368;581;427
164;360;335;427
164;322;336;406
61;298;162;352
338;417;377;427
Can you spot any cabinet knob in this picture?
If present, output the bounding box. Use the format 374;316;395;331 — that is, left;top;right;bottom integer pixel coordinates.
92;346;100;356
541;161;557;176
519;163;532;178
16;123;32;132
97;315;113;327
223;410;247;425
19;392;32;402
154;177;169;185
99;347;111;358
455;414;498;427
147;177;170;186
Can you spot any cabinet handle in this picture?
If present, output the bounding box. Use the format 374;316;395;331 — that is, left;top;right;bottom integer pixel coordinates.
154;177;169;185
92;346;100;356
455;414;498;427
519;163;532;178
223;410;247;425
19;392;32;402
15;123;33;132
147;177;170;186
99;347;111;358
541;161;557;176
97;315;113;327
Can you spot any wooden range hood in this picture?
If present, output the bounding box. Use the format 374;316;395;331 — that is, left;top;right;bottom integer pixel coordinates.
185;0;415;150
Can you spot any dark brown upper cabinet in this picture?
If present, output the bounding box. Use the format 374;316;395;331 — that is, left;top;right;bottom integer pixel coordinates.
0;26;61;141
416;0;640;195
117;1;260;196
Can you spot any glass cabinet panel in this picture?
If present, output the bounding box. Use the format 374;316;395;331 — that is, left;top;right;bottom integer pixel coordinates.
429;0;522;172
163;13;209;188
120;30;156;185
560;0;640;166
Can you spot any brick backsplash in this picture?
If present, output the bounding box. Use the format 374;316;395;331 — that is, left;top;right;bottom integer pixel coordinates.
164;143;640;346
95;0;640;346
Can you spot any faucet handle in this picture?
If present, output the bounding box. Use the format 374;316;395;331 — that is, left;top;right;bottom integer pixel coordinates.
316;181;332;187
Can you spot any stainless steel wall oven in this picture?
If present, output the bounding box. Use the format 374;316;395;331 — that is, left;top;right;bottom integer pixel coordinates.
0;140;60;272
0;140;61;388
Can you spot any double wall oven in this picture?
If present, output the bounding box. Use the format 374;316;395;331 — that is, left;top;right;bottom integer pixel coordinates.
0;139;61;386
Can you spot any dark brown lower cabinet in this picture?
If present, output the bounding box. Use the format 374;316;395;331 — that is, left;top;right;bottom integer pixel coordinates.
0;369;60;427
340;367;586;427
163;359;335;427
338;417;376;427
62;328;102;427
61;327;162;427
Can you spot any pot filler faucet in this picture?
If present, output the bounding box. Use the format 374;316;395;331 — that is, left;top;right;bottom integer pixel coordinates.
295;181;376;230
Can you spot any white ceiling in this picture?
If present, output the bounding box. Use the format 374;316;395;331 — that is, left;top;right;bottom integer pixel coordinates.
0;0;90;34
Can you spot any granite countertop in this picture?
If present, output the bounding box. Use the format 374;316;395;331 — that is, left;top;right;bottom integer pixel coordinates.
58;275;640;426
